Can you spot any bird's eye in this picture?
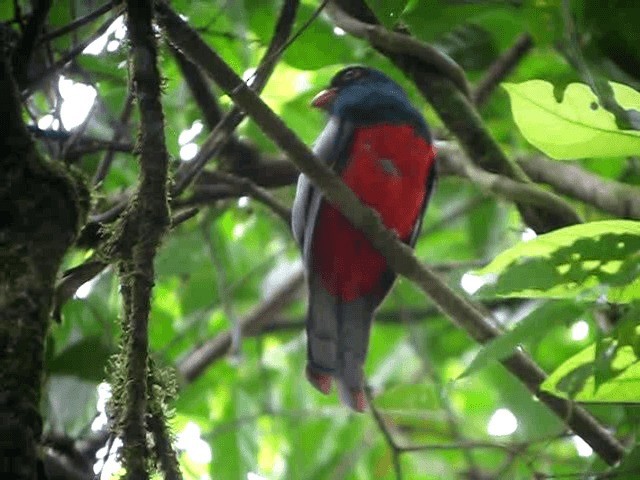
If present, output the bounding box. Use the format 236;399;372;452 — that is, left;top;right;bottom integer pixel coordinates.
342;68;362;82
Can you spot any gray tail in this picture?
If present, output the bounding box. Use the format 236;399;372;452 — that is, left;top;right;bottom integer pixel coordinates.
334;298;375;412
306;275;339;386
306;276;376;412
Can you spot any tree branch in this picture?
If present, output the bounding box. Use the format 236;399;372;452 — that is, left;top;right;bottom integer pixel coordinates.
111;1;172;478
11;0;52;88
365;388;404;479
518;156;640;220
23;10;123;96
155;5;624;465
93;91;134;186
473;33;534;107
437;142;582;224
324;2;469;98
38;2;115;43
172;0;301;195
0;34;89;480
187;170;291;224
177;269;305;383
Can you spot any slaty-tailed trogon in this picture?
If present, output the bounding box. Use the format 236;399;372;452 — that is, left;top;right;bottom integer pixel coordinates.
292;66;437;412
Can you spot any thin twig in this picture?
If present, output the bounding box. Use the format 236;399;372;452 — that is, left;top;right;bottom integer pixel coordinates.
177;268;305;382
23;8;124;96
473;33;534;106
194;170;291;224
172;0;302;195
561;0;639;130
200;211;243;359
94;91;134;186
365;388;403;480
38;2;115;43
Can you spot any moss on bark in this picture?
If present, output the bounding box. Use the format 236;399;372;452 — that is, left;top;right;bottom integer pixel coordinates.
0;48;89;480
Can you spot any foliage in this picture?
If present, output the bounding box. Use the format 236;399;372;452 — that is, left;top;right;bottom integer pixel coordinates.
475;220;640;303
504;81;640;159
4;0;640;479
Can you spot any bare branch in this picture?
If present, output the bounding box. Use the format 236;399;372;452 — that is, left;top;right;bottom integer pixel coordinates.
93;91;135;186
177;269;305;382
365;388;403;479
38;2;115;43
519;156;640;220
172;0;301;195
191;170;291;224
23;9;124;95
473;33;534;107
438;142;582;224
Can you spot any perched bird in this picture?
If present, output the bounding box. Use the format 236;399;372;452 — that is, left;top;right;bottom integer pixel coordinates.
292;66;437;412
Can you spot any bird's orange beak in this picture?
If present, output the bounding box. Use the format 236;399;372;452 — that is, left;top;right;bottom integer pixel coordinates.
311;87;338;110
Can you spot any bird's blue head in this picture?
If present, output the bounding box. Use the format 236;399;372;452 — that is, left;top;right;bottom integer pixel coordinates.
311;66;416;124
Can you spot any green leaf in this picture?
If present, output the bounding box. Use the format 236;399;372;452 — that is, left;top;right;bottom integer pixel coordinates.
475;220;640;303
614;303;640;358
503;80;640;159
277;4;355;70
460;301;586;378
48;336;113;382
541;342;640;402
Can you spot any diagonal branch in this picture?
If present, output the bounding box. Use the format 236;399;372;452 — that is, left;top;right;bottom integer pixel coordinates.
437;142;582;224
23;8;124;96
323;2;469;98
172;0;301;195
38;1;115;43
177;269;304;382
155;5;624;465
473;33;534;107
518;155;640;220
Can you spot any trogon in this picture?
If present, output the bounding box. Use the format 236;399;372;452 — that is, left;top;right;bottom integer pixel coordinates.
292;66;437;412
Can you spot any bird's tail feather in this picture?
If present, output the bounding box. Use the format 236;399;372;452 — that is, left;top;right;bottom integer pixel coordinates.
335;298;375;412
306;277;338;393
306;277;376;412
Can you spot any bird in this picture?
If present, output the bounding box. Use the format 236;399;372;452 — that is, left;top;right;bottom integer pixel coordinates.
291;66;437;412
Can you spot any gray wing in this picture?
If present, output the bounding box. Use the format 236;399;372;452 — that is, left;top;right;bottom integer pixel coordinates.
407;161;438;248
292;115;357;396
291;115;353;268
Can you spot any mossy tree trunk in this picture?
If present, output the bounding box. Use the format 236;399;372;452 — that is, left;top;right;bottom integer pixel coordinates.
0;43;88;479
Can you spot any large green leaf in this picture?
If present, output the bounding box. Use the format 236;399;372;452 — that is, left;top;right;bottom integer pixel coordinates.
504;80;640;159
460;301;586;378
541;342;640;402
475;220;640;303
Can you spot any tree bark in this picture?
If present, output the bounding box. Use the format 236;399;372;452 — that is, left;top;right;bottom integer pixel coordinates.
0;40;88;480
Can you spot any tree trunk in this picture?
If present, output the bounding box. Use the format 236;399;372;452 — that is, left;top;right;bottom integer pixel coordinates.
0;48;88;480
